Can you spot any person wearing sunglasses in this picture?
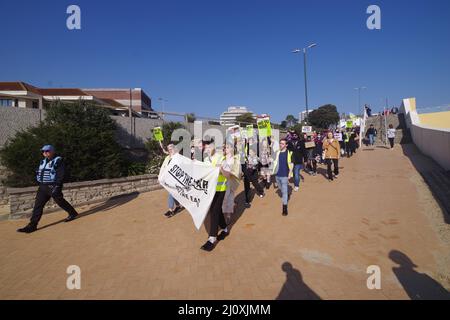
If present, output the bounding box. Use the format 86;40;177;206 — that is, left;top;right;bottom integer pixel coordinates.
17;145;78;233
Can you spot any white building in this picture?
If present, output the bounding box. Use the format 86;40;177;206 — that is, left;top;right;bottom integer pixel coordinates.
298;108;315;123
0;81;154;117
220;106;256;126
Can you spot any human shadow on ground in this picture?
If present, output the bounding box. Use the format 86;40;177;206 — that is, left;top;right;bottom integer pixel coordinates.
401;144;450;224
389;250;450;300
37;191;140;231
276;262;321;300
228;189;254;229
316;167;328;180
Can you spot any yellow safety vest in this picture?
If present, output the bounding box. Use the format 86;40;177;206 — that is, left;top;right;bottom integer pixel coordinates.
210;153;227;192
344;133;350;143
272;150;293;175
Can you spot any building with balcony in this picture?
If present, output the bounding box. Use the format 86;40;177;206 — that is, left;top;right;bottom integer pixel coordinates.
220;106;256;126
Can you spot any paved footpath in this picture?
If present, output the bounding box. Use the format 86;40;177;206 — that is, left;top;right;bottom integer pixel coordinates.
0;144;449;300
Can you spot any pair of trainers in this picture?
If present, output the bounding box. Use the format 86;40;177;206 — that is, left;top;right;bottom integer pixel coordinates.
201;229;230;252
164;206;182;218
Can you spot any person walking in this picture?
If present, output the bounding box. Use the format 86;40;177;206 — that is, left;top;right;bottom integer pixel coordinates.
323;132;341;181
201;141;229;252
304;135;316;176
272;139;293;216
350;129;359;154
17;145;78;233
344;129;353;157
336;129;345;157
222;141;241;225
288;132;305;192
259;138;272;189
159;143;182;218
366;124;377;146
387;124;396;149
243;148;265;208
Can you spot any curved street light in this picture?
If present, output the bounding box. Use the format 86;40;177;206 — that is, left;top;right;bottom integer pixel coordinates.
292;43;317;124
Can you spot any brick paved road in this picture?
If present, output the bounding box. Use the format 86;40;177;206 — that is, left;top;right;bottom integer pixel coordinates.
0;144;449;299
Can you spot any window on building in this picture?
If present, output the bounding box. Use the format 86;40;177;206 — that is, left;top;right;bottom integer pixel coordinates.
0;99;13;107
14;99;19;107
32;101;38;109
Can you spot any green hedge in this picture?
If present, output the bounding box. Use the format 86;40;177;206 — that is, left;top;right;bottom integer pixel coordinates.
0;101;127;187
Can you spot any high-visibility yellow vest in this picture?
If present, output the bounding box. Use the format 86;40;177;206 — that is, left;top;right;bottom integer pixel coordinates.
272;150;293;175
344;133;350;143
210;153;227;192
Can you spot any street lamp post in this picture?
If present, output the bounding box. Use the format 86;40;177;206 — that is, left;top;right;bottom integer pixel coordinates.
354;87;366;116
293;43;317;124
158;97;168;121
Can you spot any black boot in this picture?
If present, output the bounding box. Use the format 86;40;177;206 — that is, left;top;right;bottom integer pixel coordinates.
17;223;37;233
282;205;288;216
64;213;78;222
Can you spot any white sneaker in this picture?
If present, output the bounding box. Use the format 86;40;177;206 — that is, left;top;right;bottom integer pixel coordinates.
294;187;299;192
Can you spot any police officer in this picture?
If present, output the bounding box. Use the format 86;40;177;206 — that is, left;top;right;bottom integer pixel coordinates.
17;145;78;233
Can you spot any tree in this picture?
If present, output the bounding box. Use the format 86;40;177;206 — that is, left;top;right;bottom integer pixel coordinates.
235;113;256;125
186;113;196;123
0;100;127;187
307;104;340;130
285;114;298;128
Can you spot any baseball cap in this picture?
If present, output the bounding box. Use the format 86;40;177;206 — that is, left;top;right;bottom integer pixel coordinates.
41;145;55;152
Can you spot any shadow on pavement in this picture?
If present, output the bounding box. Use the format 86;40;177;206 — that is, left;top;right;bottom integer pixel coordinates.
78;191;140;218
37;191;140;231
316;167;328;180
389;250;450;300
401;144;450;224
228;189;253;228
276;262;321;300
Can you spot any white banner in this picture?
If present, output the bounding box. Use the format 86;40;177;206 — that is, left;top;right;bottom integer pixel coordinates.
158;153;219;230
360;108;368;147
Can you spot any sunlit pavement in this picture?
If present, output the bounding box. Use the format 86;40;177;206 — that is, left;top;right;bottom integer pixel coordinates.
0;144;449;299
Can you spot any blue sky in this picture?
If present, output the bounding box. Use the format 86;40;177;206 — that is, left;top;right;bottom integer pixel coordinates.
1;0;450;122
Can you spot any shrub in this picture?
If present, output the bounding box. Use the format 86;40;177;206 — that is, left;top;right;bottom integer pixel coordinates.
0;100;127;187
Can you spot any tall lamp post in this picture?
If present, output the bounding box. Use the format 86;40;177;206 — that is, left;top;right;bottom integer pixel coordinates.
293;43;317;124
354;87;366;116
158;97;168;121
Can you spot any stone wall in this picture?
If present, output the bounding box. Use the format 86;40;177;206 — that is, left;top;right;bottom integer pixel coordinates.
0;108;227;150
0;165;9;205
0;108;44;147
6;174;162;220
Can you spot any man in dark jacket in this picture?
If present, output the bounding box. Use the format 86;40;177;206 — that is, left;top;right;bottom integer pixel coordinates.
366;124;377;146
17;145;78;233
288;132;305;192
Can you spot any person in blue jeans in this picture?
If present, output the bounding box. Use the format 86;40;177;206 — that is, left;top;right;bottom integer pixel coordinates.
366;124;377;146
272;139;293;216
158;143;182;217
287;132;305;192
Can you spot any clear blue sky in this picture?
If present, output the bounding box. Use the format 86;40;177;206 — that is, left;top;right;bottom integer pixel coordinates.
1;0;450;122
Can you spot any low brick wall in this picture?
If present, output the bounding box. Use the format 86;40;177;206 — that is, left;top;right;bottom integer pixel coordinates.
6;174;162;220
0;186;7;206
